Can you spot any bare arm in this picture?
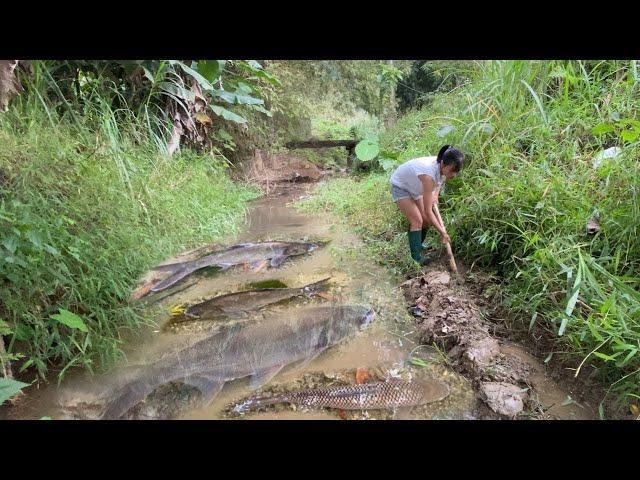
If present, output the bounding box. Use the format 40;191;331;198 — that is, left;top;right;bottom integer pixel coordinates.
419;175;449;243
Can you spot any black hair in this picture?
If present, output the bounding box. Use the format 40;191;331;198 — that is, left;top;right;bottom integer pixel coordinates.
436;145;465;172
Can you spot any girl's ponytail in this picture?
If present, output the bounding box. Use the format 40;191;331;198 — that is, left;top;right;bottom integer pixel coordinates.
437;145;451;163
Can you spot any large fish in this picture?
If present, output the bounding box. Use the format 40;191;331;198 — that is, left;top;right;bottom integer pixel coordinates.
179;277;332;321
233;379;450;413
61;305;375;420
150;241;321;293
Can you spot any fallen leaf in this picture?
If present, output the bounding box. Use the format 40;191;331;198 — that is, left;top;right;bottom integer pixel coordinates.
195;112;212;125
336;409;348;420
631;403;639;417
355;367;370;384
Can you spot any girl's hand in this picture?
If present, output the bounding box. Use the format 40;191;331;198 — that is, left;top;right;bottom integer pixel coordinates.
440;231;451;244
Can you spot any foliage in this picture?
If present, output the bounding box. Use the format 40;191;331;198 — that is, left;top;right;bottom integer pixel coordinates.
301;60;640;416
0;116;257;380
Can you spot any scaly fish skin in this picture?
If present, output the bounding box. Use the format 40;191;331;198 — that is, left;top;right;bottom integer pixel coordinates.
233;379;450;413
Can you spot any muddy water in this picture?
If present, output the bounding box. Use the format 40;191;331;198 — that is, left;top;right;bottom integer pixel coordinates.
499;344;596;420
16;182;475;420
38;185;475;420
10;182;593;421
173;183;475;419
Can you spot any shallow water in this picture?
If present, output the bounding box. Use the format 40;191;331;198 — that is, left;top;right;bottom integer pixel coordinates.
16;182;476;420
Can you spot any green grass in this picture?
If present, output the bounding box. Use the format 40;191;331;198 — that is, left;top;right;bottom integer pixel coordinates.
300;60;640;417
0;116;257;381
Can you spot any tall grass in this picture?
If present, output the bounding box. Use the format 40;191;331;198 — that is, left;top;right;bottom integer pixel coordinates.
0;69;258;381
301;60;640;416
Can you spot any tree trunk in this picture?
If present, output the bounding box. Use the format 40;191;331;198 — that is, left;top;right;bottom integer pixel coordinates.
0;336;13;379
384;60;398;129
0;60;19;111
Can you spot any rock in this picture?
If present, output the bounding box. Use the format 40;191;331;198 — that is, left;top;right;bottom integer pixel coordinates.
480;382;528;417
586;216;600;235
592;147;620;169
426;271;451;286
437;125;455;137
447;345;464;360
464;337;501;372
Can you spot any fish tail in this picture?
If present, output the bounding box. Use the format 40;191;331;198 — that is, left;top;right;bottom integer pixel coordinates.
150;267;194;293
100;379;158;420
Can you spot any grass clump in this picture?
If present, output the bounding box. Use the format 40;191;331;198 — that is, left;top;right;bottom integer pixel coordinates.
0;118;257;380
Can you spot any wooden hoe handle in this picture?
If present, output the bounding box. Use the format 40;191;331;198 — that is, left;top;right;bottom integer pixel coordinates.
433;204;458;274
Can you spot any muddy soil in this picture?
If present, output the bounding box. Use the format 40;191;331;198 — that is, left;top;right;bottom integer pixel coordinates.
403;264;597;419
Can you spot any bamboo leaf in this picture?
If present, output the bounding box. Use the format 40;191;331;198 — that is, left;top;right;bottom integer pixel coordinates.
521;80;548;125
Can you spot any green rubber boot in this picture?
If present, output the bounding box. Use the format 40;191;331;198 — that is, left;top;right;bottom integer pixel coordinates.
407;230;433;265
408;230;422;262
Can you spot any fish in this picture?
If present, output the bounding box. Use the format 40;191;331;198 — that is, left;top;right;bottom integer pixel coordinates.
232;378;450;414
179;277;332;321
62;305;375;420
149;241;321;293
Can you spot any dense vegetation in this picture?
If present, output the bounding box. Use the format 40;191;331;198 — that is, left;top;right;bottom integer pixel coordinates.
301;60;640;416
0;61;268;384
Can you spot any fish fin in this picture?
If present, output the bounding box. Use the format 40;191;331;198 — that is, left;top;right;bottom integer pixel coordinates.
270;255;287;268
150;262;186;273
288;354;320;374
251;259;269;272
182;376;225;407
150;267;194;292
249;365;284;390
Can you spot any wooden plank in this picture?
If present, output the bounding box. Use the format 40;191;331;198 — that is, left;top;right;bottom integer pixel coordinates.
285;139;358;149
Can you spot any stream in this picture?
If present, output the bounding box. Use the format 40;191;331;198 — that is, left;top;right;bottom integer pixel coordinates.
10;180;593;420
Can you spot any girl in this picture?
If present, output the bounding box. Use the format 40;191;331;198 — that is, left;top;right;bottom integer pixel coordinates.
389;145;465;265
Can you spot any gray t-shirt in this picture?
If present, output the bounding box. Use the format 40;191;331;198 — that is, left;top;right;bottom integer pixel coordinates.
390;156;444;198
